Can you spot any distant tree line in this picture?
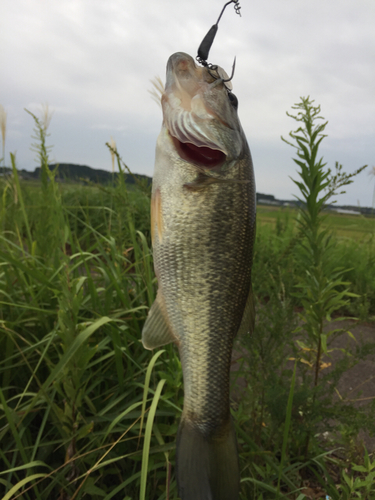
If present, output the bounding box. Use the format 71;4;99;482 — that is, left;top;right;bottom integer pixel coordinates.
0;163;152;187
0;163;373;214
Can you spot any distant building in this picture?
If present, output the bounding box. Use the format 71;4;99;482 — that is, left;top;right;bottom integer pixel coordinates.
257;198;282;206
331;208;361;216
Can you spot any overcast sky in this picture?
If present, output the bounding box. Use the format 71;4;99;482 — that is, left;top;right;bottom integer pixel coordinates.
1;0;374;206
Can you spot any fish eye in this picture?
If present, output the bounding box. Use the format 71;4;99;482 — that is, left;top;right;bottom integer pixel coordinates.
227;91;238;110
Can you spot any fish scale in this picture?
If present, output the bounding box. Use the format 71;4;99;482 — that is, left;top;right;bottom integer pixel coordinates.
142;52;256;500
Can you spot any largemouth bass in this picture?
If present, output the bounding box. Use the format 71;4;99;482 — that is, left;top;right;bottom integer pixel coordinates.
142;52;256;500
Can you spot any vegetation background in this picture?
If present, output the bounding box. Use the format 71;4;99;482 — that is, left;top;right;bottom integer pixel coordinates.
0;100;374;500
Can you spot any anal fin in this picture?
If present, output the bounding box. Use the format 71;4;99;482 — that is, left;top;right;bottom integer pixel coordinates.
142;291;177;349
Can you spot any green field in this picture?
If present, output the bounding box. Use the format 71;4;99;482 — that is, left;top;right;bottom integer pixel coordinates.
257;204;375;241
3;88;375;500
4;179;374;242
1;170;374;499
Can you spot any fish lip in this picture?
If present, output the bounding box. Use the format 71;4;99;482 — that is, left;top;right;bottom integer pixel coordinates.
166;52;202;85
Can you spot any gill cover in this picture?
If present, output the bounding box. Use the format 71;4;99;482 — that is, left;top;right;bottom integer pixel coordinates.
162;52;243;170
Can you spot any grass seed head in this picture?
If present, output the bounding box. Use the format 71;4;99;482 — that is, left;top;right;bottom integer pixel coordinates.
369;166;375;208
0;104;6;158
109;136;117;172
41;103;53;131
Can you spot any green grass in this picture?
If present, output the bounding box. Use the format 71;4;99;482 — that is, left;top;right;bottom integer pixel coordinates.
257;205;375;241
0;150;179;498
1;107;375;499
1;175;375;498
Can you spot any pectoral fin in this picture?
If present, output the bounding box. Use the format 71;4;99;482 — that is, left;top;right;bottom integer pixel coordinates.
142;291;177;349
237;284;255;338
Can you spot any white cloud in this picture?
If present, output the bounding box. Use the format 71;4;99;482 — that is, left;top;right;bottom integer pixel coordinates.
1;0;374;205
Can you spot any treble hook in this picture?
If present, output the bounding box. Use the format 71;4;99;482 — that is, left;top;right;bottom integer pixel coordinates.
196;0;241;67
222;56;236;83
207;57;236;88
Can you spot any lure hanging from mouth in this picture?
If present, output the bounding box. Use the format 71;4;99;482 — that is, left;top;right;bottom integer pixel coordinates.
196;0;241;68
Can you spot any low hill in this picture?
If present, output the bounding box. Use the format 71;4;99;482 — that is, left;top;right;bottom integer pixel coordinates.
0;163;152;186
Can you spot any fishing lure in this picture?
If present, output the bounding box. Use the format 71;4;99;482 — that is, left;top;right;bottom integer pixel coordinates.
196;0;241;85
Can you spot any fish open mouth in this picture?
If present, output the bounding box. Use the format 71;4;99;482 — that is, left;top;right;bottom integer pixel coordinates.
171;135;226;169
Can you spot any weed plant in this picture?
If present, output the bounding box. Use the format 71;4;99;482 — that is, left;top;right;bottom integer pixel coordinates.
281;98;371;452
274;98;374;465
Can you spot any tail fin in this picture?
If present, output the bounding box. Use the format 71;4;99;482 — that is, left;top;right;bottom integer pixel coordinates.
176;417;240;500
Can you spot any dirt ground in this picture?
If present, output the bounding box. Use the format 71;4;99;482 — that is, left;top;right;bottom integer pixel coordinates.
326;319;375;452
230;319;375;498
231;319;375;452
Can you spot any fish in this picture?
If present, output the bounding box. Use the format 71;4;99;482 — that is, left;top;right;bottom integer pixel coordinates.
142;52;256;500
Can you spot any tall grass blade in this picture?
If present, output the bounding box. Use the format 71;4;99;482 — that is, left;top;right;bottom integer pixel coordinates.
0;387;29;465
139;378;166;500
42;316;112;389
241;477;289;496
0;461;50;475
2;474;47;500
277;360;297;496
10;153;32;248
139;349;165;443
